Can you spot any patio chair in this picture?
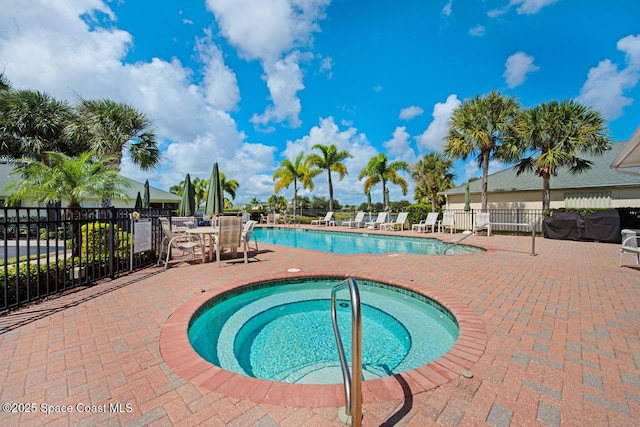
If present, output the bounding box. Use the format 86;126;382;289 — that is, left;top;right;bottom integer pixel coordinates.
364;212;388;229
342;211;366;228
620;229;640;266
242;220;259;252
311;212;334;225
381;212;409;231
473;212;491;235
214;216;246;267
158;217;205;269
412;212;439;233
438;212;455;233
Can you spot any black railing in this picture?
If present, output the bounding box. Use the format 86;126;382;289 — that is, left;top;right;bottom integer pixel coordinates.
1;207;171;311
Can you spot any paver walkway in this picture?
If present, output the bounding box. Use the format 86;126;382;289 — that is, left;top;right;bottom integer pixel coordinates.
0;228;638;426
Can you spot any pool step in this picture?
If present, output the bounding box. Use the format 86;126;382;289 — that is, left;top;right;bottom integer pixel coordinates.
281;363;387;384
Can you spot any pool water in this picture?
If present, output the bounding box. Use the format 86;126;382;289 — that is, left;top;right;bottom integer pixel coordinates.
188;278;459;384
253;227;482;255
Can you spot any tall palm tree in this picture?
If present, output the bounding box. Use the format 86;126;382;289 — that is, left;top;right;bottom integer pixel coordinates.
267;194;288;213
68;98;159;170
511;100;610;210
306;143;353;212
0;90;77;163
273;152;321;219
411;152;455;211
358;153;409;207
444;90;520;211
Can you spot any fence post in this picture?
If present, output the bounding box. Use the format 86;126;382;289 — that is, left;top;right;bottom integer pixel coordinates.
109;207;116;279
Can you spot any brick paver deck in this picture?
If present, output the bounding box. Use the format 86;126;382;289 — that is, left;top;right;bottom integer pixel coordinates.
0;226;638;426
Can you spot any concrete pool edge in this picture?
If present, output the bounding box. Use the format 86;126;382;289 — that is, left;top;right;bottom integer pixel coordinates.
160;271;487;408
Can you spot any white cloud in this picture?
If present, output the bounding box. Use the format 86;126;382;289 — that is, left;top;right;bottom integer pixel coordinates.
503;51;539;88
399;105;424;121
279;117;382;204
183;19;194;25
464;159;504;181
206;0;331;128
576;34;640;120
384;127;417;164
469;25;485;37
416;94;461;152
510;0;559;15
0;0;277;199
442;1;453;17
319;56;334;78
372;85;383;92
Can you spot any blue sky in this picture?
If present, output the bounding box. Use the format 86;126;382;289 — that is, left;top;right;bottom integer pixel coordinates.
1;0;639;206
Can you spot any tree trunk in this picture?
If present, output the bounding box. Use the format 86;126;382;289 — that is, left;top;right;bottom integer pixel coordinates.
481;152;489;211
542;173;551;211
293;182;297;221
328;171;334;212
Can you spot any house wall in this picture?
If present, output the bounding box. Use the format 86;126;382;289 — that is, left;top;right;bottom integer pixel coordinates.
445;186;640;210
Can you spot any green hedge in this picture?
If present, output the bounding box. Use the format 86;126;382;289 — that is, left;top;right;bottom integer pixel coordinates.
406;204;436;226
0;259;69;308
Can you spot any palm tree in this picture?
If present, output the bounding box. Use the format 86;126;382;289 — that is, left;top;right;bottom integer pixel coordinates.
267;194;288;213
306;144;353;212
5;151;129;209
411;152;455;211
68;98;159;170
444;90;520;211
0;89;77;163
358;153;409;207
511;100;610;210
0;72;11;91
273;152;321;219
219;172;239;201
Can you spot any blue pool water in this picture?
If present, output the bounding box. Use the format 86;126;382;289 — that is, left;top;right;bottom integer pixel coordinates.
188;278;459;384
253;227;483;255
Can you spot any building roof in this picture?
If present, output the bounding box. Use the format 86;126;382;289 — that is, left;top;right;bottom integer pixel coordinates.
442;142;640;196
0;161;180;202
611;125;640;171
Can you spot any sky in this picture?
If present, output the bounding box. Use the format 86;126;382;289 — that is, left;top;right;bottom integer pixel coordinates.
1;0;639;207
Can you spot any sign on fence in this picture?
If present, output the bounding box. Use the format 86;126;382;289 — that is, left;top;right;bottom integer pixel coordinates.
133;219;152;253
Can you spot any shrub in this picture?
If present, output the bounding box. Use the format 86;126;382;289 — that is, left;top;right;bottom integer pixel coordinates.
0;259;69;308
80;222;131;261
406;203;436;226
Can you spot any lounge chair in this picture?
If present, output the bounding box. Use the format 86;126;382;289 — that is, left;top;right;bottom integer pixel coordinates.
214;216;246;267
473;212;491;235
438;212;455;233
342;211;366;228
381;212;409;231
311;212;334;226
158;217;205;268
242;220;259;252
412;212;439;233
365;212;388;229
620;229;640;266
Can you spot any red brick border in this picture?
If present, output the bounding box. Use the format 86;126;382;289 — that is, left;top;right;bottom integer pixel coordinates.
160;271;487;407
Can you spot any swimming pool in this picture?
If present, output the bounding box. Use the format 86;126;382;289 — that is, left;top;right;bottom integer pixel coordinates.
188;277;459;384
253;227;483;255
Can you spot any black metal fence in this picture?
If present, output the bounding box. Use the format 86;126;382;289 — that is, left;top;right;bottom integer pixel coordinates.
1;207;171;311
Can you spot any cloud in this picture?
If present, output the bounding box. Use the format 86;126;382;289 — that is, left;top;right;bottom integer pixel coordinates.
279;117;384;204
206;0;331;128
399;105;424;121
182;19;194;25
510;0;559;15
463;159;504;181
469;25;485;37
384;127;417;164
503;51;539;88
576;34;640;120
442;1;453;16
416;94;461;152
487;8;508;18
372;85;383;92
319;56;334;78
0;0;278;198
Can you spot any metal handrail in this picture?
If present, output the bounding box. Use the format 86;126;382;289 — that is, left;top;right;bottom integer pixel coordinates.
443;222;536;256
443;230;474;255
331;278;362;427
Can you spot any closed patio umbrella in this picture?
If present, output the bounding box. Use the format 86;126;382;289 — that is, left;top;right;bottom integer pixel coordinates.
134;192;143;210
205;162;224;218
464;180;471;212
179;173;196;216
143;180;150;209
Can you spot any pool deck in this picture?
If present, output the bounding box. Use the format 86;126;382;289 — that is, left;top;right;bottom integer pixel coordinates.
0;225;639;426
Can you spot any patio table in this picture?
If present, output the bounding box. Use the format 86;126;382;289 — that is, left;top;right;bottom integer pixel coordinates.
185;226;218;261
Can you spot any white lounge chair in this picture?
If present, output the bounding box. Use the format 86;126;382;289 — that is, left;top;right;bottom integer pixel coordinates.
381;212;408;231
473;212;491;235
438;212;455;234
342;211;366;228
620;229;640;266
311;212;334;226
412;212;439;233
158;217;205;268
242;220;259;252
364;212;388;229
214;217;246;267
